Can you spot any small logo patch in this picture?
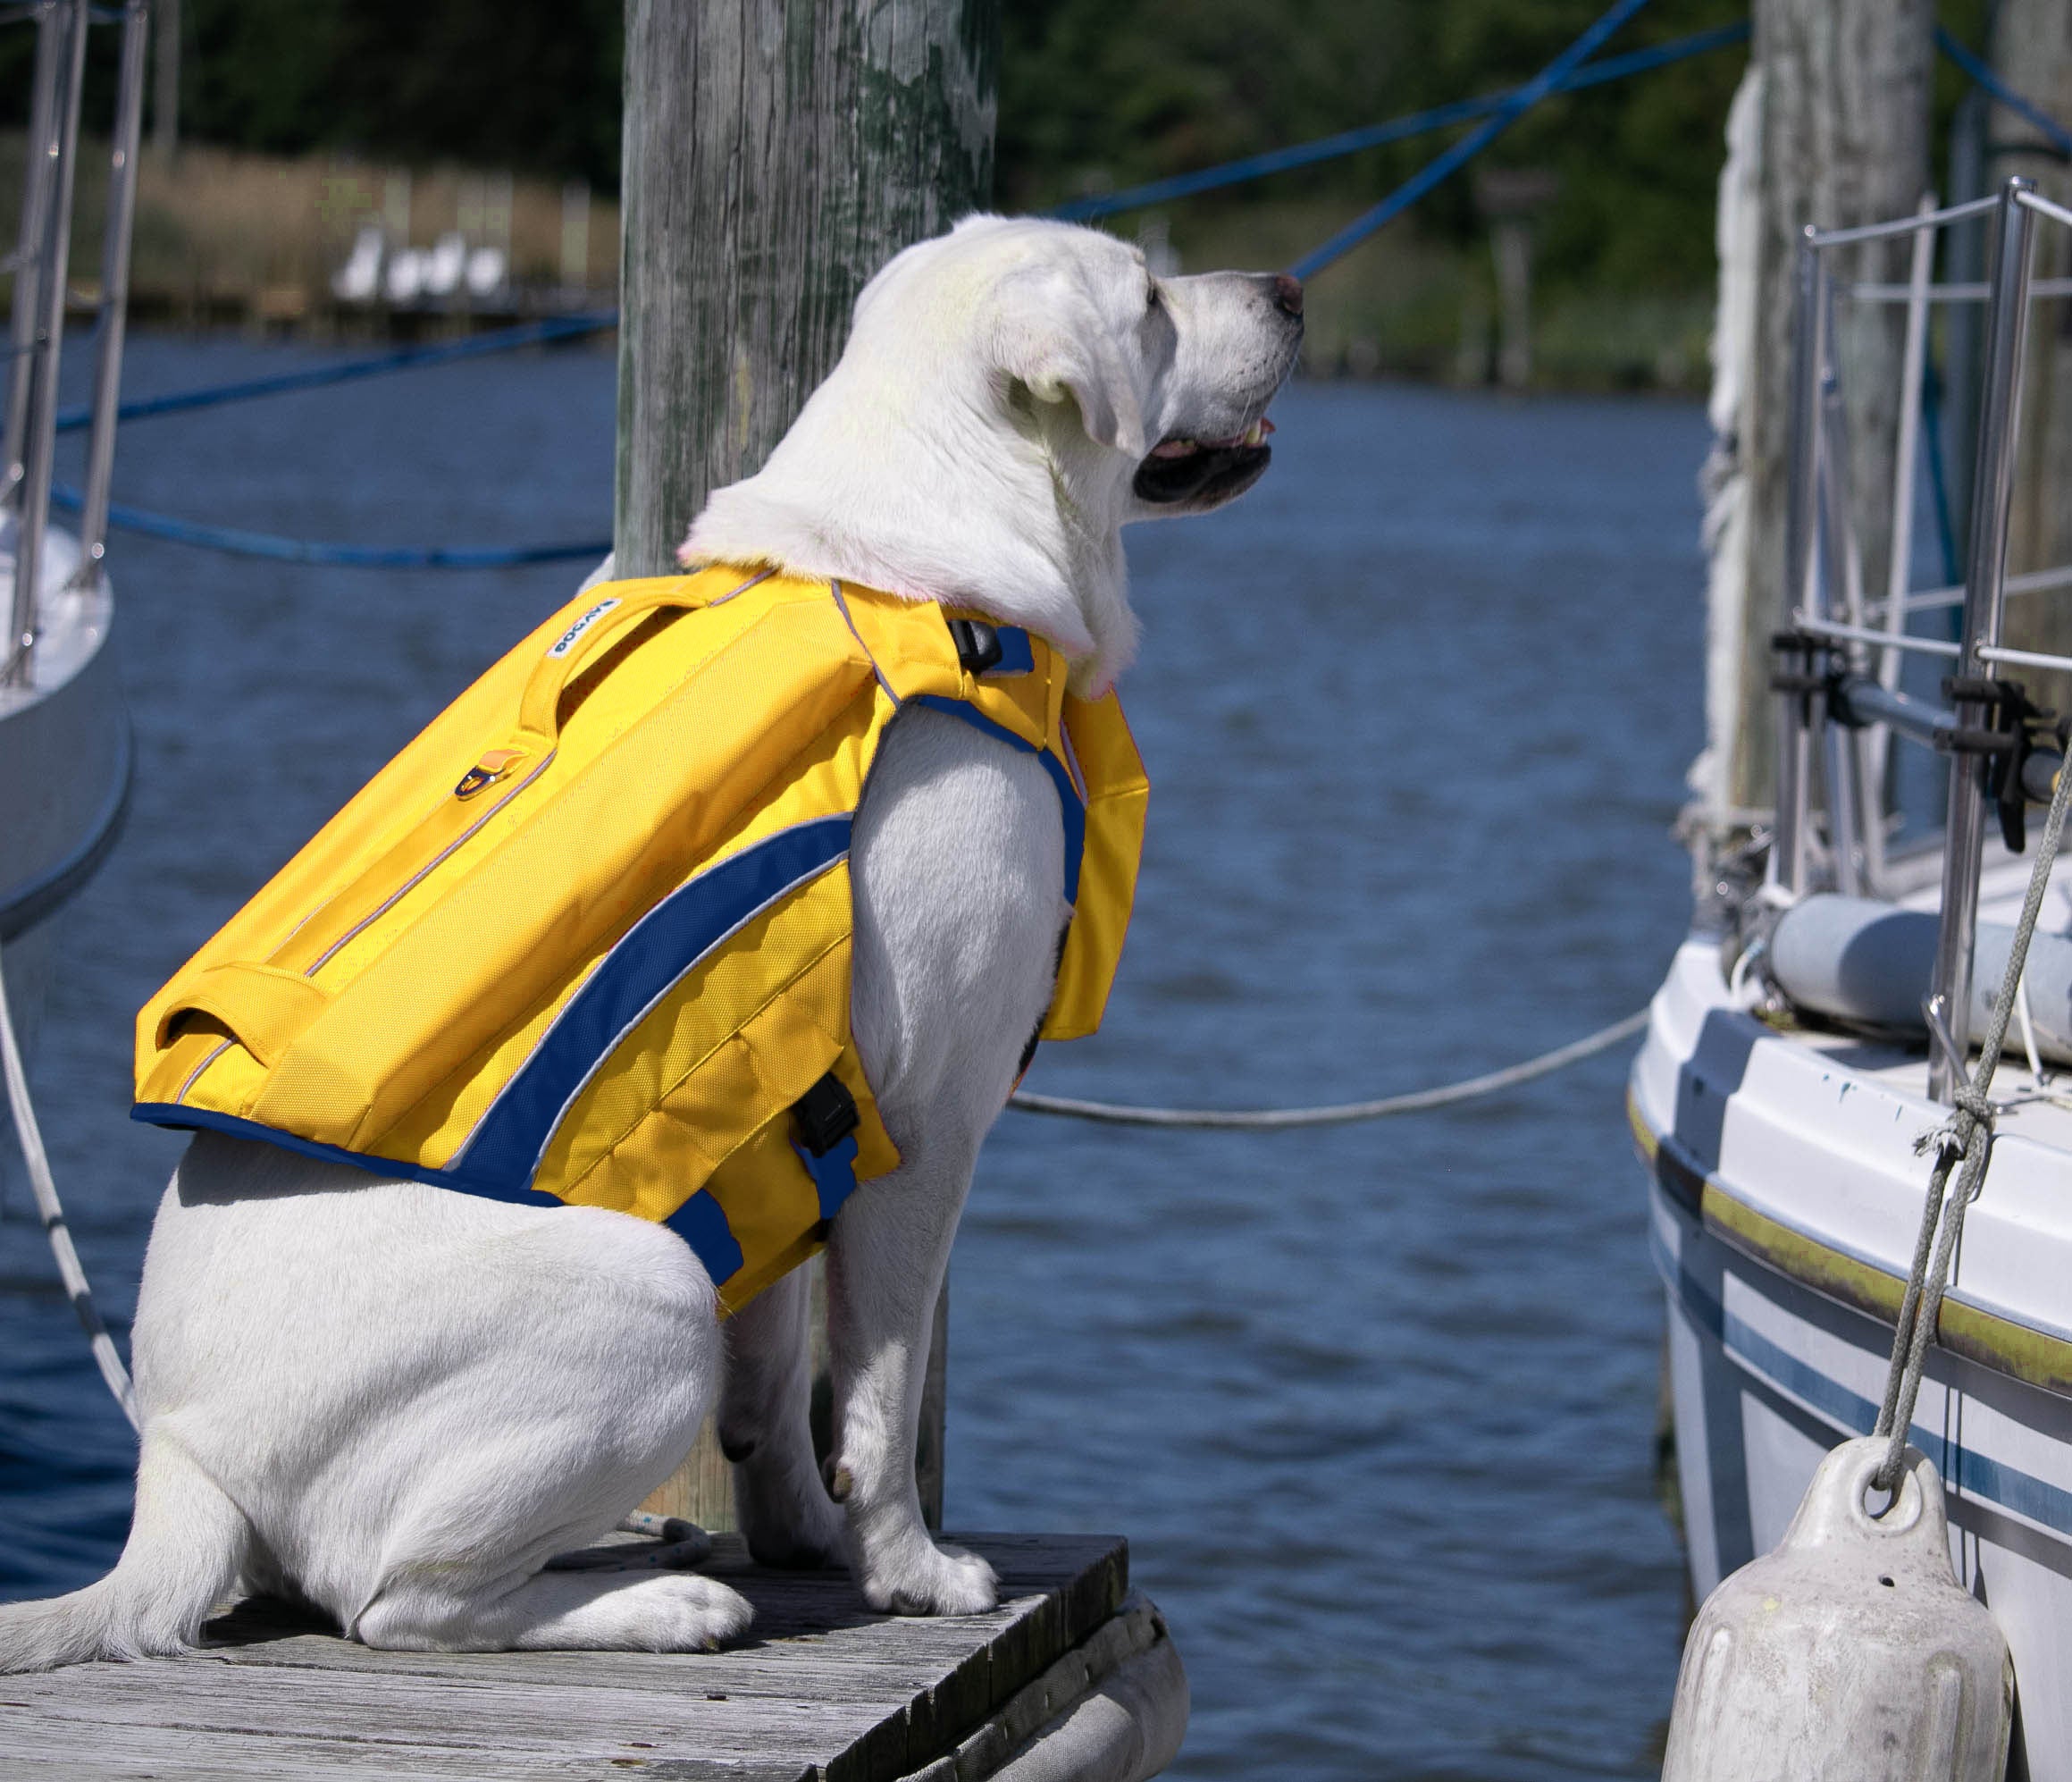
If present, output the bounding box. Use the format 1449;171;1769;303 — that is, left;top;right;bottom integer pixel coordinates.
546;597;621;660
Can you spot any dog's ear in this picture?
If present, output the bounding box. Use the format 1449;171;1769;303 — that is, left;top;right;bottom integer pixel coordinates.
992;268;1149;458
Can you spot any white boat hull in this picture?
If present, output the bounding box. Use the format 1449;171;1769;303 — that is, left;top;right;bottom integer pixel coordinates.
0;532;127;1054
1632;932;2072;1779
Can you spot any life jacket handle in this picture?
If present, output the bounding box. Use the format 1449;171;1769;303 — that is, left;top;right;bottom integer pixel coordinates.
155;962;332;1065
515;580;707;748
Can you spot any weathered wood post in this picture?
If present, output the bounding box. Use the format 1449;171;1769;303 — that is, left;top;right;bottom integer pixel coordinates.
617;1;999;1533
1692;0;1934;872
1989;0;2072;673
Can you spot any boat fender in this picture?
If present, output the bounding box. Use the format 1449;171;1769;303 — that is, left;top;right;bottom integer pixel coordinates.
1660;1438;2012;1781
1768;891;2072;1066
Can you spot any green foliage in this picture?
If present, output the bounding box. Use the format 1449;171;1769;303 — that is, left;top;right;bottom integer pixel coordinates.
184;0;623;190
0;1;1758;308
0;0;625;191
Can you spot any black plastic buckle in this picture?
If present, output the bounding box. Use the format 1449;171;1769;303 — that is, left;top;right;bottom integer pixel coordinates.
947;618;1004;677
1939;675;2058;853
793;1072;860;1157
1769;630;1829;696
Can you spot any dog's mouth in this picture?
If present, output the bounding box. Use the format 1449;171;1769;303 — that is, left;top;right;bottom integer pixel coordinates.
1132;416;1275;508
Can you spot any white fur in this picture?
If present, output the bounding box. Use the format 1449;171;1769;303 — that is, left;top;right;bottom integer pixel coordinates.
686;214;1299;695
0;215;1299;1668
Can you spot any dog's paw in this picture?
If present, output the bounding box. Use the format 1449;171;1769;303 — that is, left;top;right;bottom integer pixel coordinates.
616;1574;755;1652
859;1542;999;1617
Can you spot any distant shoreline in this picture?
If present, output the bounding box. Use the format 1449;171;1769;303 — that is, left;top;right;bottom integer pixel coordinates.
8;133;1715;396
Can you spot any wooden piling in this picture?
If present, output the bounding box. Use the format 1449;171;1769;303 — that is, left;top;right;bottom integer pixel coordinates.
1705;0;1934;836
1987;0;2072;677
614;0;999;1534
614;0;998;576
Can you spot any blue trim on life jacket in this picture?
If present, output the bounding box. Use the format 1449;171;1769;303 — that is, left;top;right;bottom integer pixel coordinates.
130;1102;751;1285
666;1189;745;1282
910;694;1086;904
132;1100;503;1193
456;814;854;1189
794;1131;862;1222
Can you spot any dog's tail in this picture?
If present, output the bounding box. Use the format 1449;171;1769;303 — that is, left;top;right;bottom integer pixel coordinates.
0;1426;248;1672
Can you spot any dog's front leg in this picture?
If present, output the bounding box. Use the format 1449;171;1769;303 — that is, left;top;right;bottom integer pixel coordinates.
719;1265;845;1568
823;1144;998;1616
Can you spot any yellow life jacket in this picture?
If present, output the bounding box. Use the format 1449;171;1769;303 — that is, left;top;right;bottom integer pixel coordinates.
132;566;1147;1315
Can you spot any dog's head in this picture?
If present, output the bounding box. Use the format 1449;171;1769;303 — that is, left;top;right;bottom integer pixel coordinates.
851;214;1303;520
683;214;1303;693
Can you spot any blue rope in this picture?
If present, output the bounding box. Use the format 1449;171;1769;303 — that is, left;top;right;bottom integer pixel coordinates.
1937;26;2072;159
1053;21;1748;224
1288;0;1660;282
55;309;618;434
47;482;607;569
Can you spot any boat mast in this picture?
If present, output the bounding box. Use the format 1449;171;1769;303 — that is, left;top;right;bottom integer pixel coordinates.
614;0;1000;1532
1695;0;1934;904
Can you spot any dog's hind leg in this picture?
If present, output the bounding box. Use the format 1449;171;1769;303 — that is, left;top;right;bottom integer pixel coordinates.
343;1281;755;1654
354;1566;751;1653
718;1265;845;1568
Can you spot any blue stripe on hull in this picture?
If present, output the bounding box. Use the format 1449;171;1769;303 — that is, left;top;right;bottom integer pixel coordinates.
1651;1206;2072;1541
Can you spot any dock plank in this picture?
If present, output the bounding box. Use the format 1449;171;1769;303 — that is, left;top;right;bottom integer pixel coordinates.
0;1533;1128;1781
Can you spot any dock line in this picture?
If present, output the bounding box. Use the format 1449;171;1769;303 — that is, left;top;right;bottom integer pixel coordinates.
1009;1006;1648;1129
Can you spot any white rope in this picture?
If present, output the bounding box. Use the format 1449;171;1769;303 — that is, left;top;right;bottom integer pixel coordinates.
2017;963;2046;1090
0;935;137;1428
1008;1008;1650;1130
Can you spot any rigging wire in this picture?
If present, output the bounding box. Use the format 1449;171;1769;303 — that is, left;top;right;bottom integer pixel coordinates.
1288;0;1660;282
52;309;619;436
47;481;609;569
1936;26;2072;160
1050;22;1749;224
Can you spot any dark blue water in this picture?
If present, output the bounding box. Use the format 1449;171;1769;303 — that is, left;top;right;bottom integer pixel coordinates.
0;336;1703;1778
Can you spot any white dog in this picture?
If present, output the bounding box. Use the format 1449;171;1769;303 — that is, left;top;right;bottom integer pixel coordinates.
0;215;1301;1666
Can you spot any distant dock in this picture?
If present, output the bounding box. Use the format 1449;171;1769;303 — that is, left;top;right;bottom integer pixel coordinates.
0;1534;1187;1781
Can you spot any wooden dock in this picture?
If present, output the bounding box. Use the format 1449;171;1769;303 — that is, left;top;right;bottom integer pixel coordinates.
0;1533;1187;1782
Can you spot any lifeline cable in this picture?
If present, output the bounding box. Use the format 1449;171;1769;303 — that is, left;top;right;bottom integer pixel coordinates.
1007;1006;1648;1130
0;935;138;1427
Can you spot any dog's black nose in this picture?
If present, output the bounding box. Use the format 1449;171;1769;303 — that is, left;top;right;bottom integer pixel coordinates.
1272;273;1304;318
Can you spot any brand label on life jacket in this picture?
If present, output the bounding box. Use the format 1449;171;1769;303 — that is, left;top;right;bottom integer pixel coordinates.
546;597;621;659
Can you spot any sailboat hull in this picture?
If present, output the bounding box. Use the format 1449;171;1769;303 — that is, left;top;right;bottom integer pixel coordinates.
1632;933;2072;1780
